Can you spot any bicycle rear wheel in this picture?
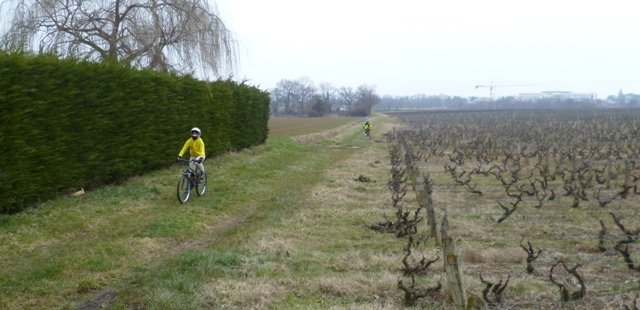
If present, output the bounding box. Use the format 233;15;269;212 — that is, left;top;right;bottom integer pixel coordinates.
196;172;207;196
177;175;191;203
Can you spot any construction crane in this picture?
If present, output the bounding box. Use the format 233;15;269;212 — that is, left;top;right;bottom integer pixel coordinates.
475;82;538;101
475;83;496;101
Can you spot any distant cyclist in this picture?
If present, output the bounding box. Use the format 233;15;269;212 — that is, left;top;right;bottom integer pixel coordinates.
177;127;206;178
363;120;373;139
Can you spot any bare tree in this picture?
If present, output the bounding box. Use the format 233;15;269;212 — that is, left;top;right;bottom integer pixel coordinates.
351;84;379;116
271;79;299;115
318;82;338;112
308;94;331;117
295;77;316;115
1;0;236;76
269;77;316;116
269;78;378;116
337;86;356;113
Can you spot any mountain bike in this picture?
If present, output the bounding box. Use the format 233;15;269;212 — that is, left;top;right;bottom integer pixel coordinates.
364;128;372;139
176;158;207;203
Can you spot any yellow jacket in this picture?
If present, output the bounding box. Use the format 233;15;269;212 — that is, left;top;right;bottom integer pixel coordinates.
178;137;205;157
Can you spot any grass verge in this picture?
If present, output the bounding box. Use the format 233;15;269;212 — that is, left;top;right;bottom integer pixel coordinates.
0;114;406;309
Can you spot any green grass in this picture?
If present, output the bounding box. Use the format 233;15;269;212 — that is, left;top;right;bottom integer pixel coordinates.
111;134;369;306
136;217;194;238
0;114;404;309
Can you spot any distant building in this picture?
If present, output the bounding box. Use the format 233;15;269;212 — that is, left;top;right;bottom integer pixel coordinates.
469;96;492;102
517;91;597;101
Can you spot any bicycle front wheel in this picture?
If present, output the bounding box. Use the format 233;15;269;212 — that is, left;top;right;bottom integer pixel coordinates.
177;175;191;203
196;173;207;196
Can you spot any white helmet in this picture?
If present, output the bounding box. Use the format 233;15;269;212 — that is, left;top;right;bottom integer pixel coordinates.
191;127;201;135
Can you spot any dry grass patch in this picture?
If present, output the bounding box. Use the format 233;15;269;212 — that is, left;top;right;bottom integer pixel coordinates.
269;116;359;139
190;115;410;308
291;122;359;144
305;272;402;308
200;278;291;309
461;247;487;264
255;238;294;258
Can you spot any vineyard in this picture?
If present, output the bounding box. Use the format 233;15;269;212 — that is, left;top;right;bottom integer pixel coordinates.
2;112;640;309
379;109;640;309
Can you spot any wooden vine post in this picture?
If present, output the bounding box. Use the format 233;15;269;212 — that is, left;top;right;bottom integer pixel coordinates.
441;209;467;309
402;143;419;192
417;173;438;244
400;143;439;244
424;175;438;243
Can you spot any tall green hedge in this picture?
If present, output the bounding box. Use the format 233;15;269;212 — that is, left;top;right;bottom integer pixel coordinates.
0;53;270;213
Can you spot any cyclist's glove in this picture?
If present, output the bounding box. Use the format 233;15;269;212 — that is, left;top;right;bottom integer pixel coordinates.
176;156;182;162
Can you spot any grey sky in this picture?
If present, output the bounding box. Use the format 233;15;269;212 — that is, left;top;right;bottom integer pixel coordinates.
214;0;639;98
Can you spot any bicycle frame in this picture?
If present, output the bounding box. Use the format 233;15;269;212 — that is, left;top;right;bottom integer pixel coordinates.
176;158;206;203
181;161;200;186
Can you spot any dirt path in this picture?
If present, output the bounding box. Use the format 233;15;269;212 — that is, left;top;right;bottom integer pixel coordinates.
70;114;402;309
182;114;410;309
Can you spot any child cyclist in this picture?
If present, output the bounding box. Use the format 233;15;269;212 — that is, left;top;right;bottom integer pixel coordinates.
363;120;372;138
177;127;206;178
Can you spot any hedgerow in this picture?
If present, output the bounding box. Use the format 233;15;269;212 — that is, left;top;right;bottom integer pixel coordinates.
0;52;269;213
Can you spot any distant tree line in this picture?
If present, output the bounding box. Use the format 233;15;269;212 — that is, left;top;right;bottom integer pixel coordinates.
376;94;468;110
269;77;379;117
608;90;640;106
479;97;598;110
375;95;600;111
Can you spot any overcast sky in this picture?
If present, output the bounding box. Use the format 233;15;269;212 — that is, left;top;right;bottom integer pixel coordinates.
214;0;639;99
